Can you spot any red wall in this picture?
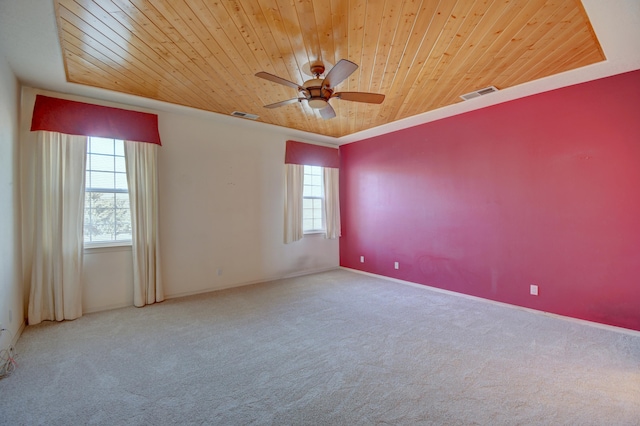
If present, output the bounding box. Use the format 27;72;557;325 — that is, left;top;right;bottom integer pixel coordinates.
340;70;640;331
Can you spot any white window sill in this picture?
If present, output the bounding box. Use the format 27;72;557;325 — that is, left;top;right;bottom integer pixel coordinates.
304;230;326;236
84;242;132;253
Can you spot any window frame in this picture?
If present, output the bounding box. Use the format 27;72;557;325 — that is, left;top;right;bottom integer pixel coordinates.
302;165;325;234
83;137;132;247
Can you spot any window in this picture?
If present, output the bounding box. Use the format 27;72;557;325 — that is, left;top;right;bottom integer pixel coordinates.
303;165;324;232
84;137;132;244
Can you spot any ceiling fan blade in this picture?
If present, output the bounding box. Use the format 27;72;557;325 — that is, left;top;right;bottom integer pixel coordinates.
264;98;302;109
333;92;385;104
318;103;336;119
323;59;358;89
255;72;304;91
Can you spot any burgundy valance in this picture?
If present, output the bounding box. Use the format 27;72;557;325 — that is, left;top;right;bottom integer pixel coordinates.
31;95;162;145
285;140;339;168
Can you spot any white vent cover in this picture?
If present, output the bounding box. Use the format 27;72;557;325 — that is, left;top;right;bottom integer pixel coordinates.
460;86;499;101
231;111;259;120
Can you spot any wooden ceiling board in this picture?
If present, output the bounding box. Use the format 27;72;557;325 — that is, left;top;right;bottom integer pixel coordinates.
414;0;503;115
499;9;589;87
59;10;181;105
420;0;542;108
473;2;572;88
378;0;458;124
396;0;491;120
60;0;217;110
53;0;605;138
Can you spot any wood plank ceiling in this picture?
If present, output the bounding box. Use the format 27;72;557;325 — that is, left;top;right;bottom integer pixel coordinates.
53;0;604;138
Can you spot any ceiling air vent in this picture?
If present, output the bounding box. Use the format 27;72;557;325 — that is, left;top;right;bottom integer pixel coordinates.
231;111;259;120
460;86;499;101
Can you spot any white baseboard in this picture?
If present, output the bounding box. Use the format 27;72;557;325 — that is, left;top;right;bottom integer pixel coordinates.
0;319;26;351
83;302;132;315
341;267;640;337
164;266;341;301
80;267;341;314
14;320;25;347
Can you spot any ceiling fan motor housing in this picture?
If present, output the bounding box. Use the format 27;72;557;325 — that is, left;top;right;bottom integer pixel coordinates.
256;59;383;118
302;78;331;109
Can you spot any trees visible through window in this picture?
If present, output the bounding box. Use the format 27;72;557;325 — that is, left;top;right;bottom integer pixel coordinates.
84;137;131;243
303;165;324;232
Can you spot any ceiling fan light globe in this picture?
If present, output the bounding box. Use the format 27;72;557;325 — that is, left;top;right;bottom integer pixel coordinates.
308;99;328;109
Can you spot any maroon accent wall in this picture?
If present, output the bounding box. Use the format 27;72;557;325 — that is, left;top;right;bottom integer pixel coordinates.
340;70;640;331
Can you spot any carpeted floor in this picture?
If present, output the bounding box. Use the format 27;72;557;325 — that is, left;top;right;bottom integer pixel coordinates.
1;269;639;425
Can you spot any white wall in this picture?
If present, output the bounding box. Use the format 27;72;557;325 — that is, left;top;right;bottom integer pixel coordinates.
20;88;339;313
0;52;23;348
157;111;339;298
82;246;134;313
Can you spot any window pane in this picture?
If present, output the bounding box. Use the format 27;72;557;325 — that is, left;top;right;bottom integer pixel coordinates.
90;171;115;189
89;153;115;172
115;172;128;190
115;156;126;173
303;185;313;197
302;165;325;232
90;137;114;155
91;207;115;242
115;231;132;241
114;208;132;239
115;192;129;208
93;192;115;210
115;141;125;156
84;138;130;244
303;218;313;231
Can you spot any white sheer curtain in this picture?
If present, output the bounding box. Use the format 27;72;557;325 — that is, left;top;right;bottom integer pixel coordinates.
124;141;163;307
284;163;304;243
27;131;87;325
323;167;341;239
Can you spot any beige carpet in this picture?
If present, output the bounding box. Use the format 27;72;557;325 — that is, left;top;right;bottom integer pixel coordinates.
1;269;639;425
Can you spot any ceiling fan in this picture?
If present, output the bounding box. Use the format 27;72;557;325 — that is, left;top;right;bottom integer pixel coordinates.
255;59;385;119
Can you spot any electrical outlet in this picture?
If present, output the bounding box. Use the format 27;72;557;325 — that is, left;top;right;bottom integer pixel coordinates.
394;262;399;270
530;284;539;296
360;256;365;263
